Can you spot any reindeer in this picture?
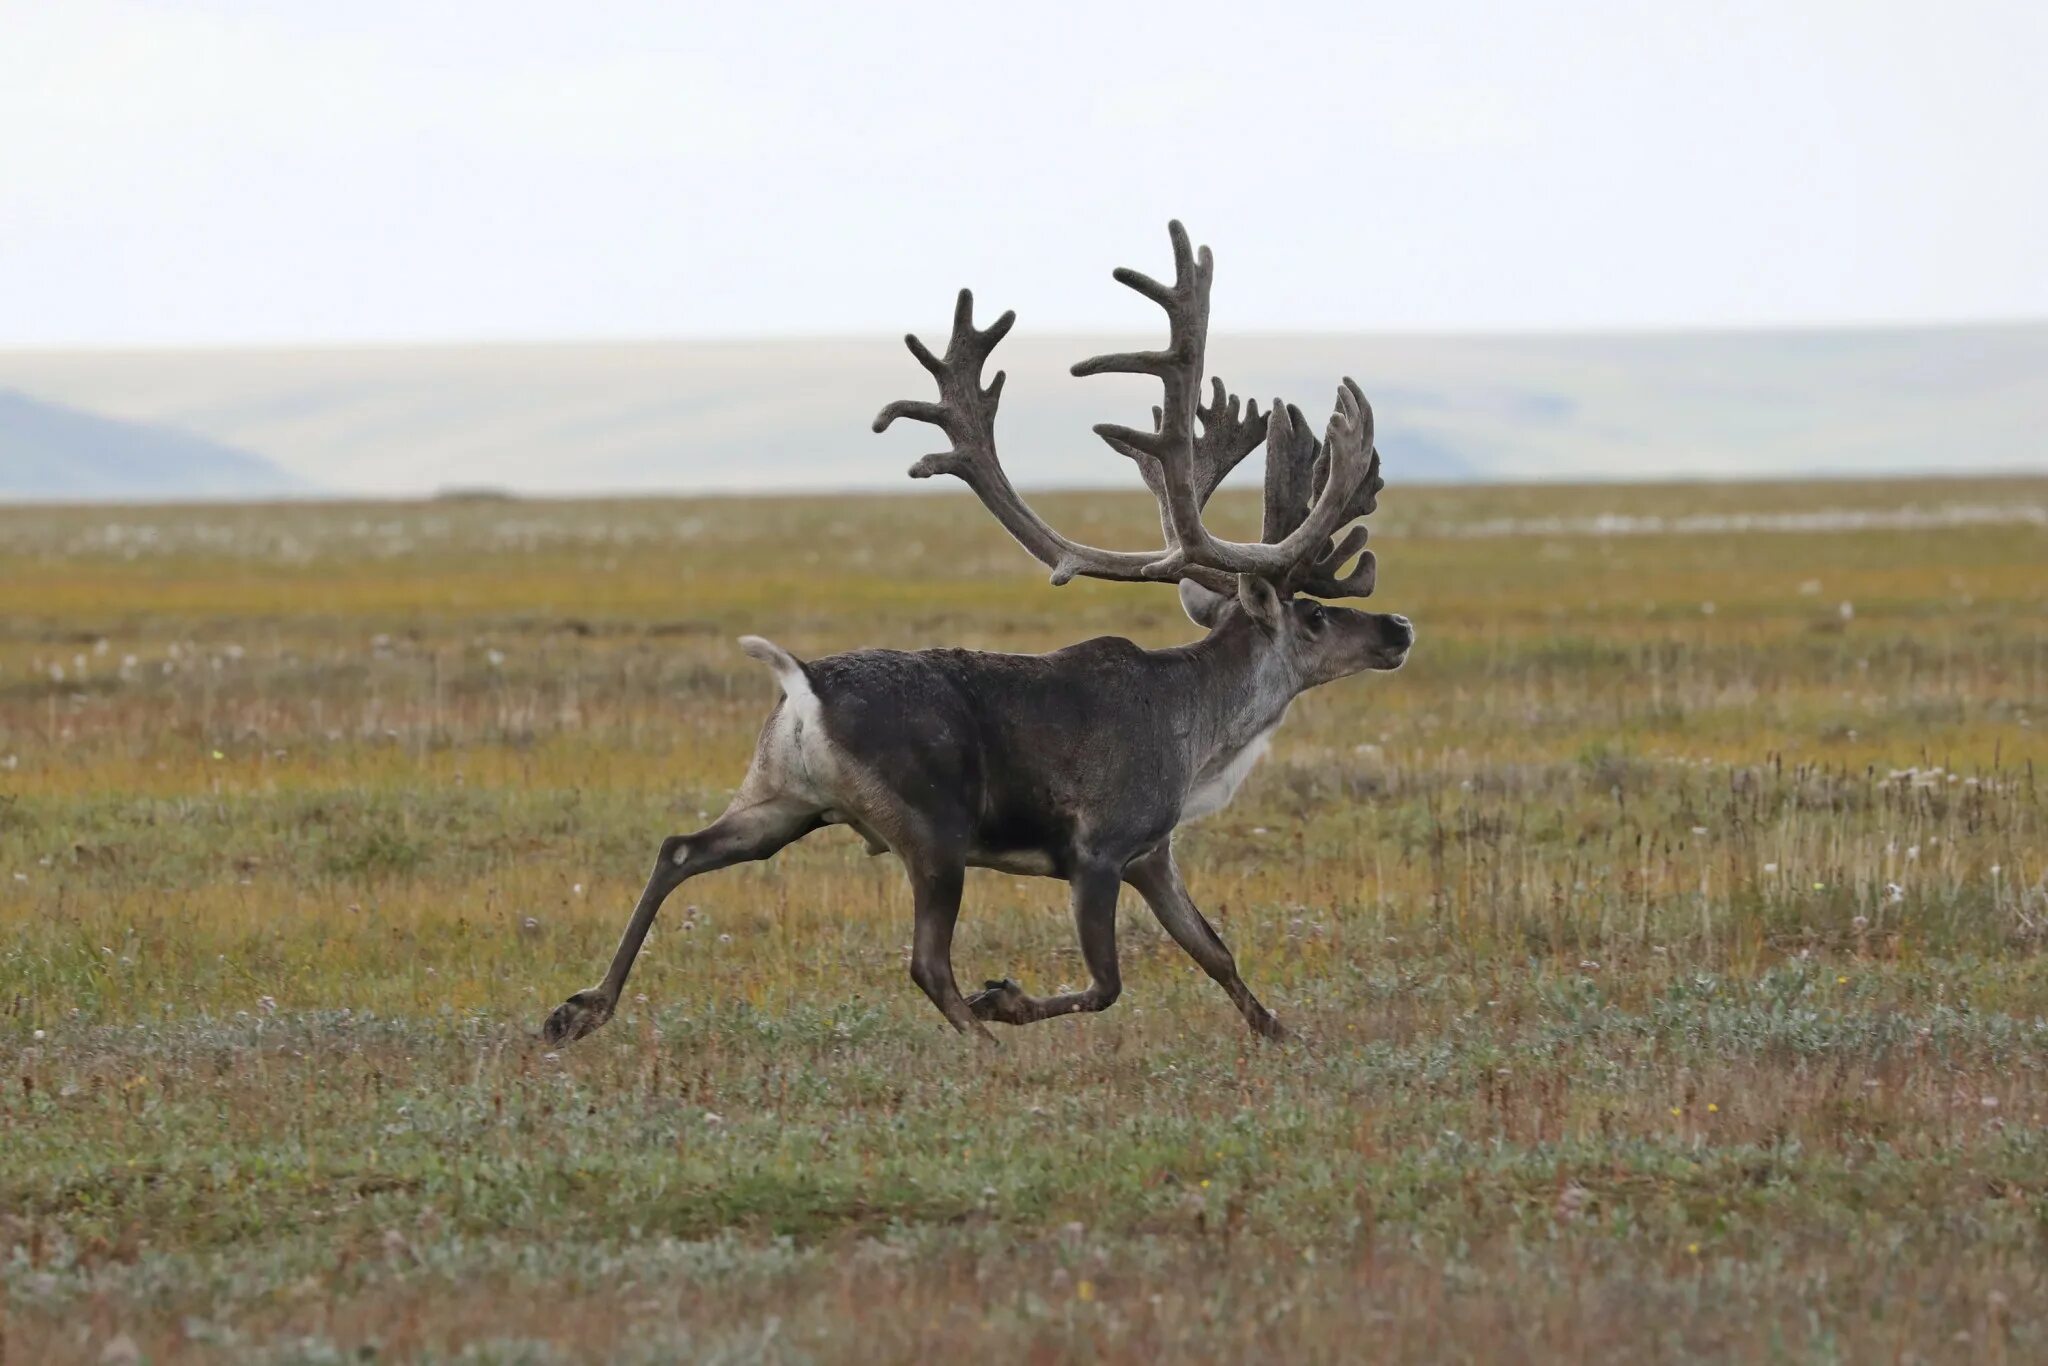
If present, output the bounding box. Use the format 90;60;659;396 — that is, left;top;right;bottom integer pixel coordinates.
542;221;1411;1046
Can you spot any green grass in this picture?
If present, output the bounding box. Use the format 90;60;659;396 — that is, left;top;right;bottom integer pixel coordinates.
2;478;2045;1362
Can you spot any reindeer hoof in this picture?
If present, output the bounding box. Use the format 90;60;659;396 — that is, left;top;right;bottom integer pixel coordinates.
1251;1011;1291;1044
967;978;1032;1025
541;988;614;1045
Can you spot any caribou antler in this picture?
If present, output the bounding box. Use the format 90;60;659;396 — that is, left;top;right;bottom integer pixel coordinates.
1073;223;1379;593
875;220;1384;601
873;289;1237;594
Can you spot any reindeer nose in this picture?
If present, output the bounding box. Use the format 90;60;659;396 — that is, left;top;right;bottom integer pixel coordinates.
1387;614;1414;647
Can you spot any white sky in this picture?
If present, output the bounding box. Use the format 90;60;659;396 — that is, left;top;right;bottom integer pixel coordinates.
3;0;2043;347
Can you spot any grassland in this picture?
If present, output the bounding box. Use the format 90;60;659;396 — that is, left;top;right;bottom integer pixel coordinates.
2;476;2044;1363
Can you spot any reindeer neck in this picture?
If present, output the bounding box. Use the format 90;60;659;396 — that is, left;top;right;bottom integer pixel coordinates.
1159;621;1302;758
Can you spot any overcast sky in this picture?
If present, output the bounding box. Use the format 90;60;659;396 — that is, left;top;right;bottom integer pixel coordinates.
3;0;2043;347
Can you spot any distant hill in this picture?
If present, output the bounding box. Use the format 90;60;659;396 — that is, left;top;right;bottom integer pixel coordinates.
0;389;309;501
0;323;2040;497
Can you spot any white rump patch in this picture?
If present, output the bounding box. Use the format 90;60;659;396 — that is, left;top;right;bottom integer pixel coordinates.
738;634;838;806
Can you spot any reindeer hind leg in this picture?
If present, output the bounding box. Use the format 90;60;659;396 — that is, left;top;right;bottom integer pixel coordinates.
541;794;822;1045
898;849;995;1041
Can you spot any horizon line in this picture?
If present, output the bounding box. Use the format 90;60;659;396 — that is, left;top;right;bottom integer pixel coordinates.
7;464;2047;513
5;315;2048;358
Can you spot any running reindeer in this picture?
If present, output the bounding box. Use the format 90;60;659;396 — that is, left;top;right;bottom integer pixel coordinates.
543;220;1411;1045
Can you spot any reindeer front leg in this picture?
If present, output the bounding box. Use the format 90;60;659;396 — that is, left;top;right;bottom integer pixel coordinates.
1124;843;1286;1041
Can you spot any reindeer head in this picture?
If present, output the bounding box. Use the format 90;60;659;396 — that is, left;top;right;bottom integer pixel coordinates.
1178;578;1413;689
875;219;1411;687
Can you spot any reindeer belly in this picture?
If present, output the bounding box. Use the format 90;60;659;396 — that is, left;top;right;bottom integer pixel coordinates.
965;846;1063;877
1179;725;1277;823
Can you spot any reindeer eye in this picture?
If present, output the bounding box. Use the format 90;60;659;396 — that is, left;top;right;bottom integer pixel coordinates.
1304;604;1327;630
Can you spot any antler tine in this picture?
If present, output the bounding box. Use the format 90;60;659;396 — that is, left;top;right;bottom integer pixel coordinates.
1108;378;1266;550
1287;429;1383;598
1292;520;1378;598
874;288;1237;595
1071;220;1218;561
873;289;1012;447
1194;377;1267;504
1099;380;1263;495
1257;395;1383;599
1310;424;1384;524
1261;400;1319;544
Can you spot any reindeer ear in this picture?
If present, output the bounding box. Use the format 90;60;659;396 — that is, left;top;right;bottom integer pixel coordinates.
1178;579;1231;628
1235;575;1286;633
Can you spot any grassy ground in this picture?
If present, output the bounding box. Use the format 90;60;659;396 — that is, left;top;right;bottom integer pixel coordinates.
2;476;2044;1363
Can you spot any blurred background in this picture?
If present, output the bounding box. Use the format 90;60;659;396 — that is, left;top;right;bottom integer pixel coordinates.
1;0;2043;501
